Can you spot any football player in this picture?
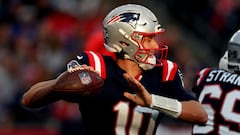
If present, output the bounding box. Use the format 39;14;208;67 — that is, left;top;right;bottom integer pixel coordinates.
192;30;240;135
22;4;207;135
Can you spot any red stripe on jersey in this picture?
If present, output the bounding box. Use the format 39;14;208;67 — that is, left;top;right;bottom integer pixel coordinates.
135;72;142;81
94;52;106;79
162;60;168;81
84;51;106;79
162;60;178;82
85;51;95;68
195;68;211;86
168;62;178;80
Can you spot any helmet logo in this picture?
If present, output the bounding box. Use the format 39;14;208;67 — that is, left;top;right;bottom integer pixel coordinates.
107;12;140;28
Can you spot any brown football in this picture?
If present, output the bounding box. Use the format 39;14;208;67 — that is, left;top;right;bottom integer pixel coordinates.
53;69;104;97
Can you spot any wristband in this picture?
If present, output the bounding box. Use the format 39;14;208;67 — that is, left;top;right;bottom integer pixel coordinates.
150;94;182;118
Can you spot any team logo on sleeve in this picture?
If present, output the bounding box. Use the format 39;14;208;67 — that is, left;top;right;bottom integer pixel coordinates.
67;60;83;72
79;72;92;85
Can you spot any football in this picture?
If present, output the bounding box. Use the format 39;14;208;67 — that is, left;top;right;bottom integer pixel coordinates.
53;69;104;97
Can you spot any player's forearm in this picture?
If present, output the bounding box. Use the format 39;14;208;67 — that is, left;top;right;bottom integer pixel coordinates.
21;79;60;108
179;100;208;124
150;95;207;124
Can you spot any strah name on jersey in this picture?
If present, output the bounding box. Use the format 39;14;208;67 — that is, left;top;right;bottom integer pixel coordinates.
206;69;240;86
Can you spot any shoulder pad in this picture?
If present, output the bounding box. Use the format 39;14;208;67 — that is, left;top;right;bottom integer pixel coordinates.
195;68;211;86
84;51;106;79
162;60;178;82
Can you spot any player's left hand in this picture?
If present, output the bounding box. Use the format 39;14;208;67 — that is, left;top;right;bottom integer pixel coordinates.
123;73;152;107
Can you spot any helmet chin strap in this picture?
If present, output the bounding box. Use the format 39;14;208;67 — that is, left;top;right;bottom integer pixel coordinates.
139;56;156;70
122;50;156;70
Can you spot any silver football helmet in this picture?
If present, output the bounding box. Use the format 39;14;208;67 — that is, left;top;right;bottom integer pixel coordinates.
103;4;168;70
219;30;240;72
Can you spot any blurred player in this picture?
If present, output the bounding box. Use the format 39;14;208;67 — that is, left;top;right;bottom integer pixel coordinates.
22;4;207;135
192;30;240;135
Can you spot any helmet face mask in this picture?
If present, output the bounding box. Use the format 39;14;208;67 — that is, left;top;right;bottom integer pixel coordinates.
227;43;240;71
103;4;167;70
135;45;168;65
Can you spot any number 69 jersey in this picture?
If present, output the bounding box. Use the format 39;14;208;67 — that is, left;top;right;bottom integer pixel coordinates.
70;51;196;135
192;68;240;135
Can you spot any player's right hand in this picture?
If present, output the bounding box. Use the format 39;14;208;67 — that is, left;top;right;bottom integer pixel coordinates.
123;73;152;107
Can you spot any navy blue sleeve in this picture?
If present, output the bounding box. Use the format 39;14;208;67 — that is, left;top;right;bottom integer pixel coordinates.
162;72;197;101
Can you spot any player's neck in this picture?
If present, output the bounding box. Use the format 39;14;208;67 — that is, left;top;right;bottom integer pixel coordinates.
116;59;142;78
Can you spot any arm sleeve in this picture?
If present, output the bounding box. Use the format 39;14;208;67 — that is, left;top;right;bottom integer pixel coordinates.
162;71;197;101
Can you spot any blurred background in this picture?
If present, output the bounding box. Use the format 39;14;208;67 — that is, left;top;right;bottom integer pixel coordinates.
0;0;239;135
